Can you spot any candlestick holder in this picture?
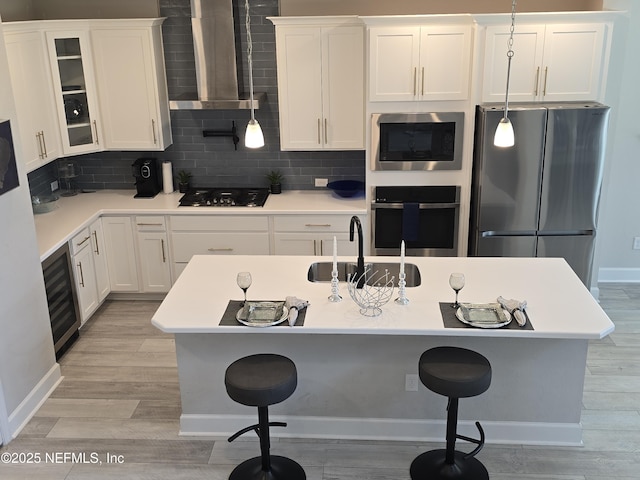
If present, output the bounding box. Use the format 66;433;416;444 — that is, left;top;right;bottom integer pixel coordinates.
328;269;342;302
395;272;409;305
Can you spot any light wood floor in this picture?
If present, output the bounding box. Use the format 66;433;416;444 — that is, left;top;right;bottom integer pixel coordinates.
1;283;639;479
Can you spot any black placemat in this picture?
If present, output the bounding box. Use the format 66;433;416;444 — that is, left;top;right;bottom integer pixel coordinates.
219;300;306;327
440;302;534;330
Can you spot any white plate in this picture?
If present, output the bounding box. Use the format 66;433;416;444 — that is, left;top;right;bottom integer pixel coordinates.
236;301;288;328
455;303;512;329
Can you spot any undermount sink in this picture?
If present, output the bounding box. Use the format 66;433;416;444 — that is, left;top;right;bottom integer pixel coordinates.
307;261;421;287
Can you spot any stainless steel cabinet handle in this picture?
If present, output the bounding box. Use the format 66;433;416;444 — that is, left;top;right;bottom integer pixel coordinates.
543;67;549;96
534;66;540;96
93;120;99;145
41;131;48;158
161;239;166;263
317;118;321;145
324;118;328;145
305;223;331;227
92;230;100;255
152;119;157;144
207;247;233;252
421;67;425;96
76;235;91;247
413;67;417;96
319;240;323;256
78;262;85;287
136;223;163;226
313;239;317;256
36;131;46;159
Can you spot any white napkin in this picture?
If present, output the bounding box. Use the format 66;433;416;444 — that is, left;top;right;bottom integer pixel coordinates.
285;296;309;327
497;296;528;327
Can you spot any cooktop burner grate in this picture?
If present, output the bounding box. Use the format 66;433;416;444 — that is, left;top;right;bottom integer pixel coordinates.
178;188;269;207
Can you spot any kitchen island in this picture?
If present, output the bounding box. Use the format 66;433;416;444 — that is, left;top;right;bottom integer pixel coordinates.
152;254;614;446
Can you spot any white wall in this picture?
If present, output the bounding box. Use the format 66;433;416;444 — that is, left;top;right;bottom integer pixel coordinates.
595;0;640;283
0;15;60;444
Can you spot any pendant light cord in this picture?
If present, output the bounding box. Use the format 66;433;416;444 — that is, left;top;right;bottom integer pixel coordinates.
503;0;517;120
245;0;256;121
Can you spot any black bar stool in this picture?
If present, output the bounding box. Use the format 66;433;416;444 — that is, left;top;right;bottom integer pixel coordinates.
410;346;492;480
225;353;306;480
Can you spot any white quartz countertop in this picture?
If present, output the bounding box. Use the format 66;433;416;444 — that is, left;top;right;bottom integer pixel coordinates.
33;190;366;260
151;254;614;340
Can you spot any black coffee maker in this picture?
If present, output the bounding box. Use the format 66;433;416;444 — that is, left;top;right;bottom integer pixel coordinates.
132;158;161;198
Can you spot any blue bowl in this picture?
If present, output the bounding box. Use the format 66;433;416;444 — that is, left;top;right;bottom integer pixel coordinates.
327;180;365;198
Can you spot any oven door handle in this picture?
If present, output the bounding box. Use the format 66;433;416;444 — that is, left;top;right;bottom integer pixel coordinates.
371;202;460;209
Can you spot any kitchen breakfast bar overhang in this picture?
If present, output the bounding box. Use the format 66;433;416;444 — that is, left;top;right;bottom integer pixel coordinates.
152;255;614;446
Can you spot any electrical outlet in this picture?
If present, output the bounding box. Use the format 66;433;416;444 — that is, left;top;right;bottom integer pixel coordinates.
315;178;328;187
405;374;419;392
633;237;640;250
50;180;59;192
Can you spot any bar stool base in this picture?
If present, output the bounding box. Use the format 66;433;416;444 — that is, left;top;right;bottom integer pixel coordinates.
230;455;306;480
410;449;489;480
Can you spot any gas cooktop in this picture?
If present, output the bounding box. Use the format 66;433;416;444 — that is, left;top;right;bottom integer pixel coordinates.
178;188;269;207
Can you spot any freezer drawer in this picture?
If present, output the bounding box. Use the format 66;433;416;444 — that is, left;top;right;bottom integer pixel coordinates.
537;234;595;286
476;234;537;258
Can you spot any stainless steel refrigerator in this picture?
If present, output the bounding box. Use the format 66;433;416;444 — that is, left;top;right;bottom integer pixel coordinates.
469;103;610;286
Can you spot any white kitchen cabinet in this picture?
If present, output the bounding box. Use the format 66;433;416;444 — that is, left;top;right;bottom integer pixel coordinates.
45;28;103;156
90;20;172;151
3;26;61;172
70;228;99;323
89;218;110;302
135;216;172;293
272;215;359;256
368;25;472;102
272;18;364;150
170;216;270;279
482;23;607;103
101;216;140;292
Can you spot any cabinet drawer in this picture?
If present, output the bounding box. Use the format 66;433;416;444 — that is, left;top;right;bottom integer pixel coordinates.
135;216;166;231
171;232;270;262
273;215;352;232
170;215;268;232
70;227;92;255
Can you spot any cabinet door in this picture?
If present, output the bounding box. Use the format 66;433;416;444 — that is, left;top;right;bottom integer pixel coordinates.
318;233;357;257
46;30;103;155
273;234;318;256
482;25;546;103
369;27;420;101
137;232;172;293
73;246;99;323
541;23;605;101
91;27;169;150
89;218;110;302
102;216;140;292
419;26;471;100
4;29;61;172
322;26;364;149
275;26;324;150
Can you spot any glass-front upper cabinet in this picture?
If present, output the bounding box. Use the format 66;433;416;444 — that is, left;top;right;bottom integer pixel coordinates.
46;30;103;155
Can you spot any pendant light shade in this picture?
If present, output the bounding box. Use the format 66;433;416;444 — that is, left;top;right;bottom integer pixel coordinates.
245;118;265;148
244;0;264;149
494;0;518;148
494;117;515;147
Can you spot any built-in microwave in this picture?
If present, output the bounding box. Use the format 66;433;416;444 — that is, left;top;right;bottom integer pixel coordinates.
371;112;464;171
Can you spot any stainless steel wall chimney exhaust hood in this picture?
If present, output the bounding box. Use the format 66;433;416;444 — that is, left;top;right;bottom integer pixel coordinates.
169;0;266;110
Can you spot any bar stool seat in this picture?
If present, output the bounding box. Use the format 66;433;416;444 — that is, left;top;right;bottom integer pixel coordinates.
411;346;492;480
225;354;305;480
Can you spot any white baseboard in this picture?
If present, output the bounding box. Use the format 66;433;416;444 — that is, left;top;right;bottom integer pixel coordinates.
7;364;62;441
598;267;640;283
179;413;583;447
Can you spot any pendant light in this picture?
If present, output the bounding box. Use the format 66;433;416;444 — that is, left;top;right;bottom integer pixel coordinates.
494;0;518;148
244;0;264;148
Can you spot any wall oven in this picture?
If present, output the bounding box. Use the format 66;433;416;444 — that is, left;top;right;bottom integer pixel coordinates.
371;186;460;256
371;112;464;171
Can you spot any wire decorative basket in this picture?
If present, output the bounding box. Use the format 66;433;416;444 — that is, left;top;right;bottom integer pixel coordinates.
347;267;395;317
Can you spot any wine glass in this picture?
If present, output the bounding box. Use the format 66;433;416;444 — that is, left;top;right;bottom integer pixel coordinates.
237;272;252;306
449;273;465;309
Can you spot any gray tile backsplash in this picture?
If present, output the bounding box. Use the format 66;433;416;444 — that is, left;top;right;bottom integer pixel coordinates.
26;0;365;196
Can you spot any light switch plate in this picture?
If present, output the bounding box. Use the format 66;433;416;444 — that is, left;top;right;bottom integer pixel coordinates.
315;178;328;187
50;180;59;192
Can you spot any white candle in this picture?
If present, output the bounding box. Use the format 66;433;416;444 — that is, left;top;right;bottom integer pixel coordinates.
400;240;405;275
333;236;338;272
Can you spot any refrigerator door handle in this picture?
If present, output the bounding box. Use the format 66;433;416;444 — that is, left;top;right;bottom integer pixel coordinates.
481;231;537;237
536;230;594;236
